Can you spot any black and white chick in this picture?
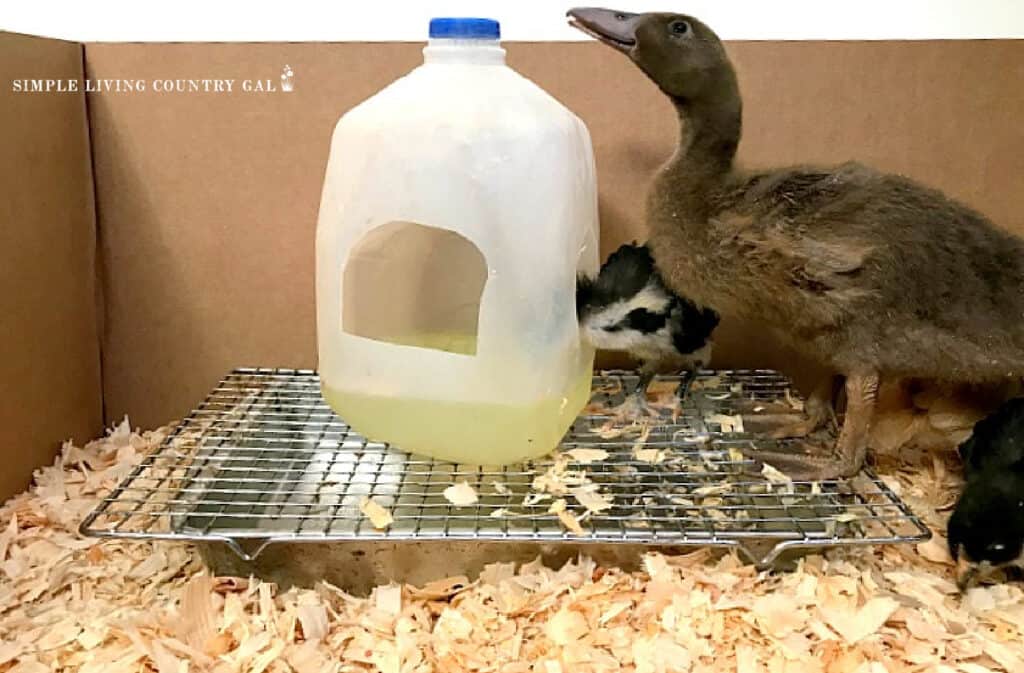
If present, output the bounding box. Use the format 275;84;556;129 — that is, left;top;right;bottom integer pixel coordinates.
577;242;720;420
947;397;1024;591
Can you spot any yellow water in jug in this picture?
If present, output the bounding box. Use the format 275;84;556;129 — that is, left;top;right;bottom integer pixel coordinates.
321;333;592;465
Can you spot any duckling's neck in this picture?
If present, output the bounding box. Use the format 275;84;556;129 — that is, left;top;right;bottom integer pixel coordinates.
665;85;742;201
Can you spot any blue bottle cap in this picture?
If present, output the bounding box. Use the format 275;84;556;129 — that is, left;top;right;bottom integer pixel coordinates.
429;17;501;40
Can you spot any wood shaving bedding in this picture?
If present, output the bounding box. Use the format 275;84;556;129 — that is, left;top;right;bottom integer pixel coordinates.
359;497;393;529
1;422;1023;672
547;499;586;536
592;422;646;440
442;482;478;507
565;448;609;464
706;414;745;434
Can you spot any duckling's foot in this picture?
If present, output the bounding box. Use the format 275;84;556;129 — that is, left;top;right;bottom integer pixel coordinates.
742;414;821;438
742;379;837;439
741;373;878;481
740;446;857;481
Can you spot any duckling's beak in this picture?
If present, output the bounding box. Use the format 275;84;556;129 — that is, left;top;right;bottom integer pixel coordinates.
567;8;639;54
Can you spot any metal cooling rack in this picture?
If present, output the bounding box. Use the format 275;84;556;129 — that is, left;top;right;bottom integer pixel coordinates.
80;368;930;568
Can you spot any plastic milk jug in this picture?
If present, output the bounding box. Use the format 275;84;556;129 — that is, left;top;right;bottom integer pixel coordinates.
316;17;599;464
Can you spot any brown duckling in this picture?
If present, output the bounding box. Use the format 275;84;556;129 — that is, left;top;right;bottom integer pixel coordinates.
568;8;1024;480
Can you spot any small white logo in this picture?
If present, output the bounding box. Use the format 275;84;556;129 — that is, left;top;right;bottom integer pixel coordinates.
281;65;294;92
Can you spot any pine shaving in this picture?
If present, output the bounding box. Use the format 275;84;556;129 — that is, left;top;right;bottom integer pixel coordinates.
916;535;953;565
592;421;645;439
548;498;568;514
820;596;901;645
2;418;1023;672
761;463;796;494
545;499;584;535
546;607;588;644
295;603;328;641
359;496;393;529
570;485;614;514
633;447;664;464
707;413;745;433
443;481;478;507
565;448;609;464
631;425;665;463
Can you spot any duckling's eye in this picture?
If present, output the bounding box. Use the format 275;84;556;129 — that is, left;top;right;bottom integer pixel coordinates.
669;20;690;36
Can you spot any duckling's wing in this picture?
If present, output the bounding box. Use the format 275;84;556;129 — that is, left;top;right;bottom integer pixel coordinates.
716;166;878;303
730;223;875;299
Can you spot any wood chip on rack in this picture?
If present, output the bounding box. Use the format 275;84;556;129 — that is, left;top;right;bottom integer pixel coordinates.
569;484;614;514
442;481;478;507
706;413;745;433
592;421;646;439
2;418;1023;673
548;499;586;536
760;463;796;494
564;448;609;464
359;496;393;529
631;425;665;464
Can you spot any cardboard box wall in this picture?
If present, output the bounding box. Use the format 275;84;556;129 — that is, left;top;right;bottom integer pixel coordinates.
2;32;1023;501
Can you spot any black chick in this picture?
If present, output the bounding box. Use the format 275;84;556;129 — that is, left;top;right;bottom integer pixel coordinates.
948;397;1024;590
577;242;719;420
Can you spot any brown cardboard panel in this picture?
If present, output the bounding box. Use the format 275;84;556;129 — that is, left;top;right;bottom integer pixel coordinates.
86;40;1024;428
0;32;103;500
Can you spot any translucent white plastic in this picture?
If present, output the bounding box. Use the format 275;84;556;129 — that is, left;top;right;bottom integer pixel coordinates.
316;37;599;465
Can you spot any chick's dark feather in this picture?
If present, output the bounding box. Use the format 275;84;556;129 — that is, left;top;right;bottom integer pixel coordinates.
577;242;718;363
947;398;1024;573
576;242;660;314
957;397;1024;472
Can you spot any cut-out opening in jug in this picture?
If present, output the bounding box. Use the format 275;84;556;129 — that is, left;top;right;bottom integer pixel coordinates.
342;221;487;356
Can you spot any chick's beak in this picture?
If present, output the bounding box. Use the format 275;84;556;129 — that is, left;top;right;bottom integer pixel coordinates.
567;8;640;53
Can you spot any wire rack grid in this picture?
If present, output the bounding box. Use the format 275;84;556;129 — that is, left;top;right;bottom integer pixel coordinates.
80;368;930;568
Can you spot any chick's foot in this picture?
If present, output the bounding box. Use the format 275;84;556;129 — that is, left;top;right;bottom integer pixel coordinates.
608;392;661;424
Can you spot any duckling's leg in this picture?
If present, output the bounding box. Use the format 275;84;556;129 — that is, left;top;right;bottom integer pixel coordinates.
742;373;879;480
609;365;661;422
